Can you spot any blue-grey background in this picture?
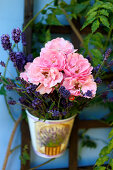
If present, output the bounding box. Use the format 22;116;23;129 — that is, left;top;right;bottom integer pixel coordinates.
0;0;111;169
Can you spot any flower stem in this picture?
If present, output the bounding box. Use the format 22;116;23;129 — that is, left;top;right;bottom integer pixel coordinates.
104;26;113;51
3;56;10;77
10;145;21;153
2;114;22;170
29;158;55;170
61;8;83;45
4;95;15;122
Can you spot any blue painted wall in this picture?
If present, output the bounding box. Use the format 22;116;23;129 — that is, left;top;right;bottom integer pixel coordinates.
0;1;24;169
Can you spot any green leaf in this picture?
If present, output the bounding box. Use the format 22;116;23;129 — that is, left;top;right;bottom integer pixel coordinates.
41;9;47;14
95;156;109;166
46;13;62;25
99;146;110;156
45;29;51;43
91;19;100;33
49;101;55;110
69;13;77;20
101;2;113;11
87;1;103;15
107;138;113;152
94;166;106;170
73;3;88;14
70;0;76;5
81;17;96;30
93;32;104;40
90;40;104;49
83;33;92;54
90;49;103;66
100;9;109;17
54;0;59;6
87;11;97;21
0;85;6;95
51;7;63;15
109;128;113;138
82;138;97;148
99;16;110;28
109;159;113;169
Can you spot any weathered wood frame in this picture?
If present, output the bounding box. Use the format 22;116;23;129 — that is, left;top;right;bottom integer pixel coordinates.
21;1;111;170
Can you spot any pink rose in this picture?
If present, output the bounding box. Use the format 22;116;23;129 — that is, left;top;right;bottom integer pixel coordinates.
64;53;93;82
62;77;82;96
20;62;31;82
36;67;63;94
36;84;53;94
27;61;46;85
63;75;97;98
41;37;76;55
40;49;66;71
81;75;97;98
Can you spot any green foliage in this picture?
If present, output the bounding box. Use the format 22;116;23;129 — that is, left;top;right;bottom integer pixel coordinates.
81;135;97;148
94;166;106;170
54;0;59;6
20;145;30;165
49;101;55;110
83;32;104;65
109;159;113;169
82;1;113;33
96;156;109;166
90;49;103;66
95;128;113;169
99;16;110;28
91;19;100;33
46;13;62;25
0;85;6;95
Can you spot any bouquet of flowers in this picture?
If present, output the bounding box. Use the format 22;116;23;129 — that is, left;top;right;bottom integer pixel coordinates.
1;28;113;159
0;29;99;120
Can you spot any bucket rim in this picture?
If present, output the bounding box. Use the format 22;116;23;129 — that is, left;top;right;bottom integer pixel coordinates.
26;109;77;123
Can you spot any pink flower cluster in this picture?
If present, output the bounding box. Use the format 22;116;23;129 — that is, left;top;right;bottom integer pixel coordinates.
20;38;97;98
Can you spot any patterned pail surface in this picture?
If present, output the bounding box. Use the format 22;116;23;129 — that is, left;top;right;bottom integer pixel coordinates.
26;110;76;158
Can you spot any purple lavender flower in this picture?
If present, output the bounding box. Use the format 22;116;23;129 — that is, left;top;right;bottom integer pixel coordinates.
101;91;108;102
19;96;27;105
52;110;60;117
12;28;21;43
15;52;26;72
108;60;113;67
8;100;16;105
93;64;100;73
19;78;29;87
0;61;5;67
1;34;12;50
34;91;40;96
86;55;92;63
26;84;37;93
26;54;33;63
61;98;67;107
6;84;14;90
21;32;27;46
104;48;112;61
84;90;92;97
62;111;67;116
95;77;102;84
59;86;70;99
32;98;42;109
9;52;16;62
